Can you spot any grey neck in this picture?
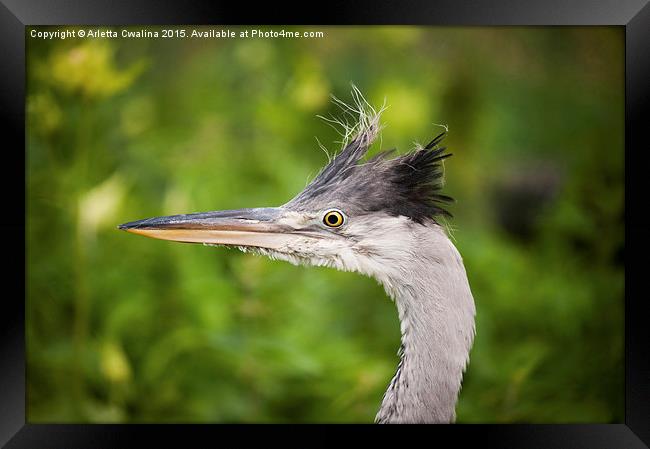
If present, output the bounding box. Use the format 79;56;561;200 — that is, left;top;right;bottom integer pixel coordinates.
374;227;475;424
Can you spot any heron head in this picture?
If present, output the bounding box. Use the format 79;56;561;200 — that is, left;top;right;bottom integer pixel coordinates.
119;95;453;279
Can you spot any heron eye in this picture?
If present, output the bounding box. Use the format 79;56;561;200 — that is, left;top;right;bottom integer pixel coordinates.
323;210;344;228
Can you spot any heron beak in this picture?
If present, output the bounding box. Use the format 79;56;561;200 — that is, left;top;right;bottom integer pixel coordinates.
118;207;295;249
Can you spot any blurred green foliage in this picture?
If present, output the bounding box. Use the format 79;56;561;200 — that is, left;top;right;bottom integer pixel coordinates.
26;26;624;423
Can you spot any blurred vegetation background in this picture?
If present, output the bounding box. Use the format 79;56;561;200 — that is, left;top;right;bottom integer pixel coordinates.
26;26;624;423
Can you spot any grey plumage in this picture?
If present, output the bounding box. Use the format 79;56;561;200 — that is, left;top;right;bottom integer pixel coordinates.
120;88;476;423
286;97;453;224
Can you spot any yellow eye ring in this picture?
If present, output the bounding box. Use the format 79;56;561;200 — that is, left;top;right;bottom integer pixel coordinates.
323;210;345;228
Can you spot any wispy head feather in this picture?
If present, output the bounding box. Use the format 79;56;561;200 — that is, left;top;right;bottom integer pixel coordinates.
285;88;453;224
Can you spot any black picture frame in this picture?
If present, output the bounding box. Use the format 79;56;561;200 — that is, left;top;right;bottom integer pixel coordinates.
2;0;648;446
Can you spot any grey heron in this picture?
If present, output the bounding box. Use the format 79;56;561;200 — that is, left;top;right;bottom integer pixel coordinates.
119;90;476;423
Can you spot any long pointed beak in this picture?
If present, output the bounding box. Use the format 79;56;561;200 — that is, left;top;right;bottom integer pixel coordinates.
118;207;294;249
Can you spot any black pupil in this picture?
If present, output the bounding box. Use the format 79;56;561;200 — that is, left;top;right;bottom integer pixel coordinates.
327;214;339;225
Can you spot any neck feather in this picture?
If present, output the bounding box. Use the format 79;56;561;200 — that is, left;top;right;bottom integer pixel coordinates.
373;224;475;424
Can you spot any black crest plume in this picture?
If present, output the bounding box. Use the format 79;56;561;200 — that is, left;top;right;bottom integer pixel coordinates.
285;89;454;224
